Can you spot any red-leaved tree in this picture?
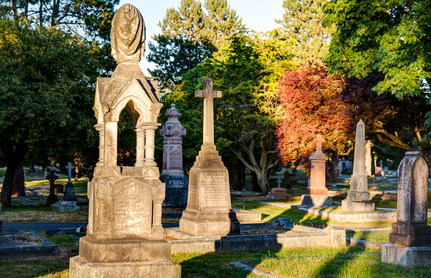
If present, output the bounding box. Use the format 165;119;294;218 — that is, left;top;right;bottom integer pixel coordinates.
276;64;354;180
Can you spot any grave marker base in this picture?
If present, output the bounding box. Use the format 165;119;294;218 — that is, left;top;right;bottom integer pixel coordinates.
381;243;431;268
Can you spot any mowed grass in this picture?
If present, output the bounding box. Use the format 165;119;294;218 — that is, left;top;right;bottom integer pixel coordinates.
346;230;391;243
1;205;88;222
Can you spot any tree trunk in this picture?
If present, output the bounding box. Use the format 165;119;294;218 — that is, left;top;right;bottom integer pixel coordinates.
255;170;271;195
0;138;28;207
11;165;26;197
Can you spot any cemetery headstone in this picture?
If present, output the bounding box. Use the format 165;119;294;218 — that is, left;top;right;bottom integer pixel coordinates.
45;164;59;206
341;120;375;211
64;162;77;201
381;151;431;267
160;104;188;207
69;4;180;277
365;140;372;176
179;79;240;236
301;135;332;207
267;170;286;198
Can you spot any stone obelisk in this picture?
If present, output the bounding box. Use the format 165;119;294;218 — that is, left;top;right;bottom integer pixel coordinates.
341;120;375;211
69;4;180;277
381;151;431;267
179;79;240;236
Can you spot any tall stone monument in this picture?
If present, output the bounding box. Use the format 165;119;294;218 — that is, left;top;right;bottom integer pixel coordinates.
342;120;375;211
381;151;431;267
179;79;240;236
365;140;372;176
69;4;180;277
301;135;332;207
160;104;188;207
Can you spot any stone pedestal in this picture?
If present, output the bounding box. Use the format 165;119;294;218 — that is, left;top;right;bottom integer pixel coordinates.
179;148;240;236
160;175;188;207
381;244;431;268
301;195;332;207
342;120;374;211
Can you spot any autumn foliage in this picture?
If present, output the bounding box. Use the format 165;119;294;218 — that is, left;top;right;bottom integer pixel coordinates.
276;64;354;166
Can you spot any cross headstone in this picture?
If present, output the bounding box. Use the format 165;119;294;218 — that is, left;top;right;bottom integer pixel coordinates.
314;134;325;153
64;162;77;201
66;162;74;183
195;79;222;150
46;164;59;206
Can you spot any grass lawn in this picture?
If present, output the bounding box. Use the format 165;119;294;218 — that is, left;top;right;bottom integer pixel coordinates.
1;244;429;278
346;230;391;243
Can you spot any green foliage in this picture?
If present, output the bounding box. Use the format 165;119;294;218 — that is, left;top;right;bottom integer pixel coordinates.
278;0;334;64
324;0;431;98
148;0;245;92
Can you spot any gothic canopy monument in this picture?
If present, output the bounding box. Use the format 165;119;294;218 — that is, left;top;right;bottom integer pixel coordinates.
69;4;180;277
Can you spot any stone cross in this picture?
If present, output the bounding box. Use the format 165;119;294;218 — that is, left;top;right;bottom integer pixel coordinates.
314;135;325;152
66;162;74;183
195;79;222;149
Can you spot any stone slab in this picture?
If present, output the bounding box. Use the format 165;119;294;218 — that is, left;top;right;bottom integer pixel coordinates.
301;195;332;207
267;188;286;198
50;201;80;211
381;243;431;268
341;199;375;212
78;236;171;263
69;256;181;278
302;207;397;223
165;225;345;254
0;232;58;259
232;209;262;223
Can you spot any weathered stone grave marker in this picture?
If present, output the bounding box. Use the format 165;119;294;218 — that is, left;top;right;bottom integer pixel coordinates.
381;151;431;267
179;79;240;236
365;140;372;176
160;104;188;207
45;164;59;206
69;4;180;277
63;162;77;201
342;120;375;211
301;135;332;207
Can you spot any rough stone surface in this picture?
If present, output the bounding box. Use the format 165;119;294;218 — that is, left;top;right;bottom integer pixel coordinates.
179;79;239;236
69;4;180;277
365;140;372;176
325;226;347;247
50;201;80;212
388;151;431;247
342;120;374;211
70;256;181;278
304;207;396;222
267;188;286;198
381;243;431;268
301;195;332;207
308;135;328;196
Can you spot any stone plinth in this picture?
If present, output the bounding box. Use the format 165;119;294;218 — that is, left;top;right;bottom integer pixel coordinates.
381;244;431;268
179;79;239;236
267;188;286;199
342;120;374;212
301;195;332;207
381;151;431;268
308;150;328;195
161;175;188;207
179;149;240;236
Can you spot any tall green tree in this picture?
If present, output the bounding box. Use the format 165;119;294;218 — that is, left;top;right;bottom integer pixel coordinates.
148;0;245;92
0;18;100;207
163;31;295;194
324;0;431;98
278;0;334;64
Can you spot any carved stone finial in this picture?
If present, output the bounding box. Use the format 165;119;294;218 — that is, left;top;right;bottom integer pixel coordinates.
110;4;145;64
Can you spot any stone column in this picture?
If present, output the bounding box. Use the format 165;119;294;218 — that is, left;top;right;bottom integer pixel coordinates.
135;125;145;166
342;120;374;211
143;125;157;167
104;121;118;167
381;151;431;267
94;124;105;166
152;199;164;237
365;140;372;176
